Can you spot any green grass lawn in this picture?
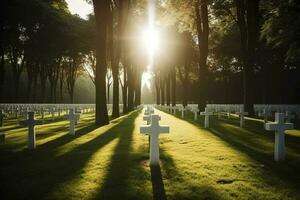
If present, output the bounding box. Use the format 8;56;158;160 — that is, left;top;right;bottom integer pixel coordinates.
1;108;300;200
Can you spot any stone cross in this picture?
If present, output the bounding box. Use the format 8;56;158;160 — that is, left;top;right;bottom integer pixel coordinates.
191;107;199;121
145;106;154;116
227;109;231;119
40;108;45;121
0;109;6;127
236;107;248;127
19;112;43;149
75;108;81;125
265;113;294;161
263;108;271;123
171;106;177;115
22;107;29;120
143;115;152;125
68;108;80;135
15;107;19;118
140;114;170;165
167;106;171;113
178;106;186;118
200;108;213;128
51;107;55;121
58;108;61;117
285;111;294;123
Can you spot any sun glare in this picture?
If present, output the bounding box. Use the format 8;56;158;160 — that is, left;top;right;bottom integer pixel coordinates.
142;71;152;89
142;27;159;60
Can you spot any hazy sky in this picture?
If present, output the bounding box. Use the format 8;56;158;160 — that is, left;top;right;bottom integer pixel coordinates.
65;0;93;19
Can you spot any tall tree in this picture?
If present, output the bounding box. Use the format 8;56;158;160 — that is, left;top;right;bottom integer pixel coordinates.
195;0;209;110
235;0;260;115
92;0;109;125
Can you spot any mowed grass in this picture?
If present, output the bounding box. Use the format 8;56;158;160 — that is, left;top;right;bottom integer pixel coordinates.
0;108;300;200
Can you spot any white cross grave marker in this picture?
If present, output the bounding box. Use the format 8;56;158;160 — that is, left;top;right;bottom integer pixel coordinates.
265;113;294;161
263;108;271;123
40;108;45;122
0;109;6;127
145;106;154;116
236;107;248;127
200;107;213;128
143;115;152;125
22;107;29;120
285;111;294;123
51;108;55;121
68;108;80;135
191;107;199;121
140;114;170;165
19;112;43;149
171;106;177;115
75;108;81;125
178;106;186;118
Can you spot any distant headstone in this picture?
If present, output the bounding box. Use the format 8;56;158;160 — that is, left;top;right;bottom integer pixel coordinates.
178;106;186;118
0;109;6;127
285;111;294;123
68;108;80;135
263;108;271;123
19;112;42;149
75;108;81;125
140;114;170;165
171;106;177;115
145;106;154;115
200;108;213;128
51;108;55;121
143;115;151;125
22;107;29;120
265;113;294;161
236;107;248;128
191;107;199;121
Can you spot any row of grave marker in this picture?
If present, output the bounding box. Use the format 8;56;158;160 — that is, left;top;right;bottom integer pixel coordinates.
3;108;81;149
0;104;141;149
0;105;92;146
155;104;296;162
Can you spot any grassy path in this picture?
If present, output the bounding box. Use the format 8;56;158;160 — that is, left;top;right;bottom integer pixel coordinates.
0;108;300;199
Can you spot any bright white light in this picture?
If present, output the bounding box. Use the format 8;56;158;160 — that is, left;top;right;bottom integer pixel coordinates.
142;27;159;60
66;0;93;19
142;71;152;89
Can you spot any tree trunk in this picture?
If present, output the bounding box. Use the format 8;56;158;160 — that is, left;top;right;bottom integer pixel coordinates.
26;62;33;102
93;0;109;125
122;64;128;113
195;0;209;111
135;72;141;107
166;72;170;106
32;72;38;103
171;68;176;106
0;49;5;100
127;65;135;111
60;78;63;103
155;73;160;105
107;80;110;104
235;0;259;115
160;75;165;105
40;64;47;103
112;70;119;117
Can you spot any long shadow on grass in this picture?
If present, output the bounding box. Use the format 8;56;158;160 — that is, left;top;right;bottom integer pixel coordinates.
159;148;223;200
0;110;140;200
93;110;152;200
150;164;167;200
160;109;300;191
